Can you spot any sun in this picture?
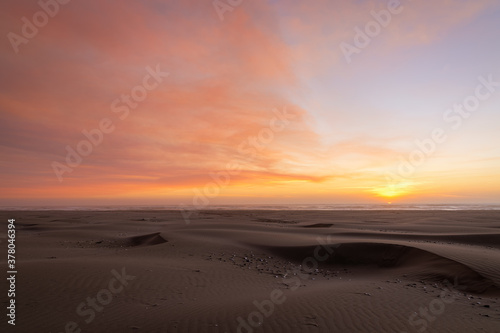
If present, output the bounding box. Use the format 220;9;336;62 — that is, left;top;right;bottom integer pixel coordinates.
371;181;414;199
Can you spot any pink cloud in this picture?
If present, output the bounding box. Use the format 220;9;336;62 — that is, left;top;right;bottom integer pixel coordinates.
0;0;333;201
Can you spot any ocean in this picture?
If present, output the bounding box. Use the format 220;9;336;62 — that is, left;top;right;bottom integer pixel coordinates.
2;204;500;211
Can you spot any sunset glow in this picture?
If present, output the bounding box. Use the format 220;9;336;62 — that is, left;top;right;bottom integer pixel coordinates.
1;0;500;206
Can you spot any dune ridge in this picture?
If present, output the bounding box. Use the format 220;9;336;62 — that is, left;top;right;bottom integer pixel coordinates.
1;210;499;332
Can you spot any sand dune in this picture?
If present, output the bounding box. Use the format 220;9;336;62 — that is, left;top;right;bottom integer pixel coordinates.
1;210;499;332
127;232;169;247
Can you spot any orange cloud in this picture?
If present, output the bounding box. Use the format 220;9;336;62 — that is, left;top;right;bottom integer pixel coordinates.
0;0;498;205
0;0;336;203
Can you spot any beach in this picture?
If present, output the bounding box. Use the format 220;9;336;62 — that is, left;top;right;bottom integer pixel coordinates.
1;209;499;332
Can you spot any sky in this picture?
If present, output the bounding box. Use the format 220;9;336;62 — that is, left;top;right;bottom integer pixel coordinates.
1;0;500;207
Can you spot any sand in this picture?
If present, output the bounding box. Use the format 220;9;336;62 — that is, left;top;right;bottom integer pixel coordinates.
1;210;499;332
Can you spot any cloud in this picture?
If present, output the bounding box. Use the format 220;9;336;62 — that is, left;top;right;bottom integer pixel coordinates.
278;0;496;73
1;0;497;204
0;0;335;201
